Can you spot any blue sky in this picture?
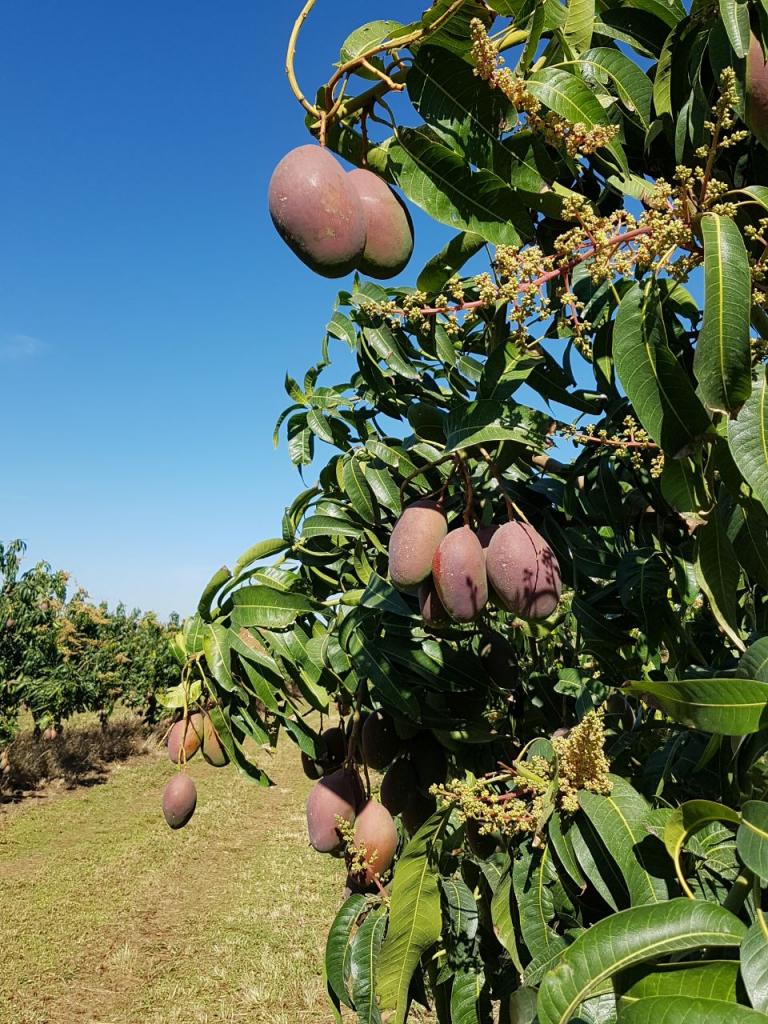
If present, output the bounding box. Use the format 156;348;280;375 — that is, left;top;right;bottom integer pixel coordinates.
1;1;455;618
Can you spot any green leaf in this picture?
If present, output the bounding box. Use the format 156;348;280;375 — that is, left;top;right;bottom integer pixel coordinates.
741;920;768;1013
729;499;768;589
444;400;549;452
386;127;532;246
579;776;671;906
407;46;517;169
491;865;524;972
326;894;366;1010
575;47;652;128
417;231;485;293
662;800;741;895
739;638;768;684
508;987;539;1024
536;899;747;1024
614;283;712;455
232;538;289;577
342;457;377;524
198;565;231;622
614;960;741;1009
230;586;316;630
301;514;363;540
619;995;765;1022
719;0;751;57
450;969;486;1024
350;908;387;1024
376;811;449;1023
527;67;627;169
563;0;595;56
694;214;752;413
515;844;568;980
359;573;414;617
203;622;235;691
694;514;745;652
340;20;402;65
624;677;768;735
729;367;768;514
738;801;768;881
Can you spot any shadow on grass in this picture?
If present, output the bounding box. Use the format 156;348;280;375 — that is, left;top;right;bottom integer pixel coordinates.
1;716;158;802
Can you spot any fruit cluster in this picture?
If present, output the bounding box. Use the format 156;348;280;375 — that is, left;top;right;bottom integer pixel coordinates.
388;500;562;627
268;145;414;279
161;710;228;829
303;710;447;892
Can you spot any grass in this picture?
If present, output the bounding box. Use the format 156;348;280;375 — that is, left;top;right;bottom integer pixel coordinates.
0;726;347;1024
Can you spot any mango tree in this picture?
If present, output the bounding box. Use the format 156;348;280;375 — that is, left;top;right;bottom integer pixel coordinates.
166;1;768;1020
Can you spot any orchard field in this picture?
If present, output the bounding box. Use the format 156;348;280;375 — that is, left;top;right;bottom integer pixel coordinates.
0;722;349;1024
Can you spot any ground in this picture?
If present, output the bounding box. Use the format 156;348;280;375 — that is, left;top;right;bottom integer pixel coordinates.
0;731;345;1024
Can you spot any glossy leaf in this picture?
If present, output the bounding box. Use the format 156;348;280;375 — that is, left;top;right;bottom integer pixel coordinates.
450;969;486;1024
614;959;741;1008
376;812;449;1022
694;514;745;652
625;677;768;735
614;283;711;455
350;908;387;1024
386;127;532;246
537;899;747;1024
619;994;765;1021
326;894;366;1010
741;920;768;1013
416;230;486;293
230;586;316;630
694;214;752;413
729;368;768;514
737;801;768;882
579;776;671;905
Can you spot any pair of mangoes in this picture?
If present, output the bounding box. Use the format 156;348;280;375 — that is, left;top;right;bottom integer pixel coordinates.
162;711;228;830
268;145;413;279
388;500;562;625
306;768;398;886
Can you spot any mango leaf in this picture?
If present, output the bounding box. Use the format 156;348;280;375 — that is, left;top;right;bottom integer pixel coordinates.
737;801;768;881
741;920;768;1013
417;230;486;293
342;457;377;524
376;811;449;1023
575;47;652;128
536;899;747;1024
728;500;768;588
350;907;387;1024
339;20;402;65
232;538;289;577
444;400;550;452
203;622;235;691
563;0;595;55
579;776;671;906
729;368;768;514
739;638;768;684
514;844;568;977
490;865;524;972
694;514;745;652
230;586;316;630
614;283;711;455
450;969;486;1024
407;46;517;169
326;894;366;1010
624;677;768;735
386;127;532;246
527;67;627;169
359;573;414;617
719;0;751;57
570;807;628;910
662;799;741;896
693;214;752;413
619;995;765;1021
508;987;539;1024
198;565;231;621
614;960;740;1009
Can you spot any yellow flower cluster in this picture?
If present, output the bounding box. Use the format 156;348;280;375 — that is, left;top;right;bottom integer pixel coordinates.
553;710;612;813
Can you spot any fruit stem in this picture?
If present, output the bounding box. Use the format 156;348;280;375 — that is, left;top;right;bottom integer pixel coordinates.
285;0;322;119
479;447;529;523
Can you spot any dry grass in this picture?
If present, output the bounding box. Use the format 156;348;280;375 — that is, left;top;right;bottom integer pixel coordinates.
1;710;154;796
0;728;347;1024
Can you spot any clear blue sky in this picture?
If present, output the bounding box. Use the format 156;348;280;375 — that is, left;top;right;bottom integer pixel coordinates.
1;1;454;618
